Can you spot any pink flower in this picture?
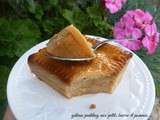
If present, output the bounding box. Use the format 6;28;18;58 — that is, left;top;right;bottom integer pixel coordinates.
114;9;160;54
144;22;157;36
142;23;160;54
114;25;143;50
133;9;153;29
103;0;127;14
116;39;142;50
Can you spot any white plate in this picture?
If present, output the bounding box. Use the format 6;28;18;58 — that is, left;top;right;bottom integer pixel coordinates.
7;35;155;120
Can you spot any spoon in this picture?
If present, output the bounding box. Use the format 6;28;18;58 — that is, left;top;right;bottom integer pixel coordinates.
46;38;133;61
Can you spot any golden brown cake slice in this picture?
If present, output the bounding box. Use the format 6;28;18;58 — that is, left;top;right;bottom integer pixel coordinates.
28;38;132;98
47;25;95;58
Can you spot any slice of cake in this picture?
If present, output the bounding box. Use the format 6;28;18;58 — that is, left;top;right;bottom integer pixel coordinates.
28;38;132;98
47;25;95;58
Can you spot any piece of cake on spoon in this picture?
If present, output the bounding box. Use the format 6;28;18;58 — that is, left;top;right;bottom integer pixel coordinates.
28;25;132;98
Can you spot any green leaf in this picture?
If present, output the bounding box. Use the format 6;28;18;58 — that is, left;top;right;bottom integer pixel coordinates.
42;19;55;35
49;0;58;7
26;0;36;13
86;4;102;17
34;4;43;20
26;0;43;20
14;20;41;56
62;9;74;24
155;81;160;97
0;18;41;57
42;16;68;38
60;0;77;8
61;9;87;31
87;5;113;37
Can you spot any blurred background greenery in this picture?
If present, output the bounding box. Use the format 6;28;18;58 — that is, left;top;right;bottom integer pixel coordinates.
0;0;160;119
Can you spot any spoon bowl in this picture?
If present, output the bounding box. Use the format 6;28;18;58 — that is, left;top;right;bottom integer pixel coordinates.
46;37;133;61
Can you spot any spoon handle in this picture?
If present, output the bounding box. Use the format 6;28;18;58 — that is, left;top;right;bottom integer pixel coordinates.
92;39;112;51
92;38;134;51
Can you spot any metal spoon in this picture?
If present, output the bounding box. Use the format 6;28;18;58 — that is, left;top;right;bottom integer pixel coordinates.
46;38;133;61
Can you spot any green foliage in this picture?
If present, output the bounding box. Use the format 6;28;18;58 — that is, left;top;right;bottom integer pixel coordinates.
26;0;44;20
0;18;41;57
0;65;10;118
0;65;10;101
49;0;58;7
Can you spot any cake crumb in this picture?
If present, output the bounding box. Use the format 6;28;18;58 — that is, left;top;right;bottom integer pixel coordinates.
89;104;96;109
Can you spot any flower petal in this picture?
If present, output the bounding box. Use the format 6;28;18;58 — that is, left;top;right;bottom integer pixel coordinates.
131;28;142;39
144;22;157;36
113;9;159;53
105;3;120;13
104;0;126;14
142;33;159;54
144;12;153;24
123;14;135;27
116;39;142;50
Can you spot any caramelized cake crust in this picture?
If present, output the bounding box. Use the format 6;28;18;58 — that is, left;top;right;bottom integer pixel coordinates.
29;43;132;83
28;38;132;98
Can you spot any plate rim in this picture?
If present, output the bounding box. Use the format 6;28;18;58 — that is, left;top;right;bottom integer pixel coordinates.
7;35;155;120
